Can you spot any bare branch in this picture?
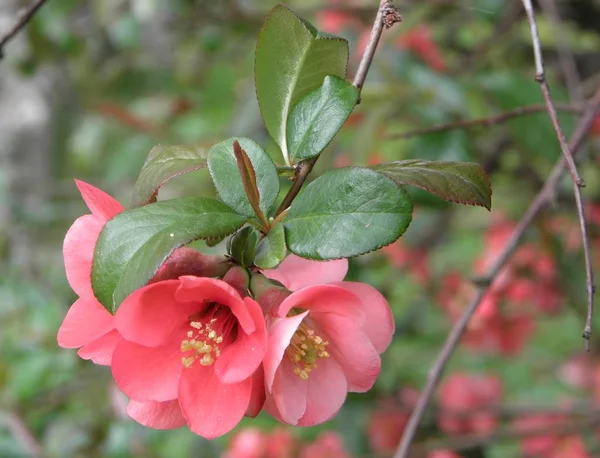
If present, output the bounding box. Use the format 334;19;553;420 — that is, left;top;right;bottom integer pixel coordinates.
521;0;595;350
521;0;583;187
393;87;600;458
353;0;401;94
537;0;583;103
0;0;49;59
387;104;583;140
275;0;401;217
0;410;42;458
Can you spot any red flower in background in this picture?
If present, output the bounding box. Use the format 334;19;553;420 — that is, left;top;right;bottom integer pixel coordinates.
439;274;534;355
429;451;463;458
262;255;395;427
299;432;351;458
438;373;502;436
397;25;448;72
316;9;359;35
382;241;430;285
439;216;563;355
57;180;124;365
592;114;600;136
223;427;296;458
515;413;590;458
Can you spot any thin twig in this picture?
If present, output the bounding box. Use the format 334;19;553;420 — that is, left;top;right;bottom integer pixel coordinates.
521;0;594;350
521;0;584;187
387;104;583;140
274;0;401;217
0;0;49;59
353;0;401;94
393;88;600;458
537;0;583;103
0;410;42;458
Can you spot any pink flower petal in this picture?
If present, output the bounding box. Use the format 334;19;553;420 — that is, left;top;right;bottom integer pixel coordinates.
179;364;252;439
275;285;364;323
245;367;266;418
111;338;182;402
57;298;115;349
74;179;124;221
264;255;348;291
127;399;186;430
63;215;104;299
271;358;308;425
77;329;120;365
116;280;196;347
330;281;395;354
176;277;254;334
314;313;380;392
297;357;347;426
263;312;308;391
214;298;267;384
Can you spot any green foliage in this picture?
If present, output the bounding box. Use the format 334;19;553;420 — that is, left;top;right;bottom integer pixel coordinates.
255;4;349;164
254;224;286;269
131;144;208;207
8;0;600;456
207;138;279;217
283;167;413;259
91;198;247;312
287;75;359;162
372;160;492;210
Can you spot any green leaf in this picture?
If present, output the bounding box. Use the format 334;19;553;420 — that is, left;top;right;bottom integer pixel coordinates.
254;224;286;269
287;75;358;162
207;138;279;217
92;198;247;313
255;4;349;165
371;160;492;210
131;144;208;207
283;167;413;260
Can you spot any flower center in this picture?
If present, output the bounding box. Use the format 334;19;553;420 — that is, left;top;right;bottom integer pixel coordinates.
287;320;329;380
180;305;235;368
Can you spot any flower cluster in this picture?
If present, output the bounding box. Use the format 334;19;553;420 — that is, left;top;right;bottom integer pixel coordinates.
223;428;350;458
57;181;395;438
439;216;562;355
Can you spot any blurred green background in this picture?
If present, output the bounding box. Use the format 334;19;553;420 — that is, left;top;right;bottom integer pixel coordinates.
1;0;600;457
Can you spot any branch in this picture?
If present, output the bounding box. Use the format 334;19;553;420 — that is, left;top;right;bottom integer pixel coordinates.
0;410;42;458
274;0;401;217
387;104;583;140
537;0;583;103
522;0;584;187
521;0;595;350
0;0;49;59
393;87;600;458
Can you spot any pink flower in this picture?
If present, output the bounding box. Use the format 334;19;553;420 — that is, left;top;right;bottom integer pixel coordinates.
111;276;267;438
261;255;394;426
299;432;350;458
429;451;463;458
515;413;590;458
367;401;408;455
223;427;296;458
316;10;359;35
397;25;447;72
222;428;267;458
57;180;124;365
438;373;502;436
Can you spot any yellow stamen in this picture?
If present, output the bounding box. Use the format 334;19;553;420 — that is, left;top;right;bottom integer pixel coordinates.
286;320;329;379
180;319;224;368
